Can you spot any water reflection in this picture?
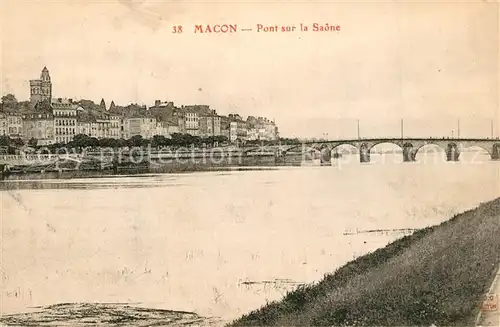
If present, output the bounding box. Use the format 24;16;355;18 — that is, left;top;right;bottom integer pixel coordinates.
0;168;279;191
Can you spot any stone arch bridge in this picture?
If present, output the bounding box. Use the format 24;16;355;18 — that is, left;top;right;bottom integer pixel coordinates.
278;138;500;164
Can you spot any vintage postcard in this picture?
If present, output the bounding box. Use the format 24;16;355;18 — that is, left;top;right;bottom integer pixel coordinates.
0;0;499;326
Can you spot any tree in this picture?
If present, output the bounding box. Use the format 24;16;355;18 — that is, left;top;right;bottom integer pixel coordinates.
278;137;300;145
116;138;127;148
71;134;92;148
11;138;24;147
99;138;119;148
89;137;99;148
1;94;18;109
214;135;229;145
28;138;38;147
0;135;10;146
128;135;144;147
17;101;34;112
152;135;168;148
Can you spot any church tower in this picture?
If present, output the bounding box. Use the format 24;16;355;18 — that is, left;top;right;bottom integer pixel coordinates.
30;67;52;105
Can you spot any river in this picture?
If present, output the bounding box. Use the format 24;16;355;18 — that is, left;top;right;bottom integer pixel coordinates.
1;150;499;323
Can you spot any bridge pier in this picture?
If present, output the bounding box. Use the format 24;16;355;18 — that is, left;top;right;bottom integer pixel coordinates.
446;152;460;161
492;144;500;160
402;146;416;162
320;148;331;166
446;144;460;161
359;143;370;163
359;152;370;163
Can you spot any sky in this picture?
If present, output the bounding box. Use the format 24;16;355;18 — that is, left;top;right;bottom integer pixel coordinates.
0;0;499;138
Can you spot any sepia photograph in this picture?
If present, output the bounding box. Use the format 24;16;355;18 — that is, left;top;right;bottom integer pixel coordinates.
0;0;499;326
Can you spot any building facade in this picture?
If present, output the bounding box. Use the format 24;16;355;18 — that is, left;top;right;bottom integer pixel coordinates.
109;115;121;138
257;117;278;141
122;117;157;139
229;118;248;142
0;113;7;136
90;119;111;139
53;99;77;143
184;111;199;135
77;120;92;136
199;110;222;137
22;112;55;145
6;113;23;139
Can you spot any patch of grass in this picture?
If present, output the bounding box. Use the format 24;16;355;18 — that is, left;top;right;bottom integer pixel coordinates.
230;199;500;326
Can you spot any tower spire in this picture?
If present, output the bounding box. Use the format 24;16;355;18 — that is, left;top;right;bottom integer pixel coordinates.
100;98;106;111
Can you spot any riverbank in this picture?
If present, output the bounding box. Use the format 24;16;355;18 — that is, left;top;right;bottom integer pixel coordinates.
230;198;500;326
0;152;307;180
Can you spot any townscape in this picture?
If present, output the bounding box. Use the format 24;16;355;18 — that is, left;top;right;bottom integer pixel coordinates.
0;67;280;150
1;1;499;326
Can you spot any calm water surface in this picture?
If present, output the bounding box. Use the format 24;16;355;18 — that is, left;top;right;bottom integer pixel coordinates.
1;151;499;322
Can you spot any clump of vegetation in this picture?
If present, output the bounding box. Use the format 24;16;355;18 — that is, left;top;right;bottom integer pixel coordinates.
230;200;500;326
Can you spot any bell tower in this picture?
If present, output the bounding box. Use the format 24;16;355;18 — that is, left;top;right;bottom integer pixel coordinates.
30;66;52;105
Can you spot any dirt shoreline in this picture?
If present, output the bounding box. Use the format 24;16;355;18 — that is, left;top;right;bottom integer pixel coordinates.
0;303;222;326
229;198;500;326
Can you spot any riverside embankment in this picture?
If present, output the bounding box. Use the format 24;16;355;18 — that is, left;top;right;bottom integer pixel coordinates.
230;198;500;326
0;150;306;180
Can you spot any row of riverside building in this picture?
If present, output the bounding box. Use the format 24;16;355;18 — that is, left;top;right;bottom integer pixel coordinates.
0;67;279;145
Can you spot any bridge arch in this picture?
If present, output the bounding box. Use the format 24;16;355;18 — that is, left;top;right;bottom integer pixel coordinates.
330;143;358;155
327;144;359;166
368;142;404;164
413;143;447;163
459;145;493;164
329;142;358;152
460;144;492;155
367;141;403;153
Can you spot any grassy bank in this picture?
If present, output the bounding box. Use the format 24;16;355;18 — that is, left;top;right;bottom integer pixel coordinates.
230;199;500;326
